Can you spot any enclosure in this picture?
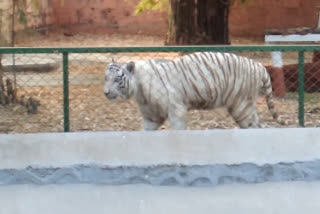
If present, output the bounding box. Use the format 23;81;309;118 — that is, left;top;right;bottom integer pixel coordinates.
2;1;320;213
1;44;320;133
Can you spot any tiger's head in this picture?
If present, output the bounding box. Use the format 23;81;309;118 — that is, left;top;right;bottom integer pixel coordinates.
104;60;136;100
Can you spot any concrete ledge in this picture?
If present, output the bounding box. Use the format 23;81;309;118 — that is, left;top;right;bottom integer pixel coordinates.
265;33;320;42
1;128;320;169
1;128;320;186
1;128;320;214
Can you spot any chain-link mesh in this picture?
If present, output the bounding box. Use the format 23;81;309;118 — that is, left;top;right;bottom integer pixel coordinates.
297;51;320;127
0;53;63;133
1;47;320;133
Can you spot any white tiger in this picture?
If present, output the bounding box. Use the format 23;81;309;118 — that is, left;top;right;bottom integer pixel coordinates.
103;52;287;130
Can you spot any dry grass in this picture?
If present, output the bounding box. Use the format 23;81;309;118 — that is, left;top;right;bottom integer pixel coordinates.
1;83;310;134
15;31;165;47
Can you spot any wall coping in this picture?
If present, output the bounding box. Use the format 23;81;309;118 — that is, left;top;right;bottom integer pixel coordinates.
1;128;320;169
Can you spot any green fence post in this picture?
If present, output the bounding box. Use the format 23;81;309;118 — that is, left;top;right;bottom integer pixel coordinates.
298;51;305;127
63;52;70;132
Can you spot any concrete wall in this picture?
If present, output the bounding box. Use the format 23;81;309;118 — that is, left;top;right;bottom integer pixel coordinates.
1;128;320;213
2;182;320;214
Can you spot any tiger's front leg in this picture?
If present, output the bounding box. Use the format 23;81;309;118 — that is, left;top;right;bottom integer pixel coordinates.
138;104;164;130
168;103;187;130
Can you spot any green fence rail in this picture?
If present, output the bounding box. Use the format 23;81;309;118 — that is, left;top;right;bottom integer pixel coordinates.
1;45;320;132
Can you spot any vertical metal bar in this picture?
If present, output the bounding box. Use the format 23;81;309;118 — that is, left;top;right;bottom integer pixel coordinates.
63;52;70;132
11;0;17;92
298;51;305;127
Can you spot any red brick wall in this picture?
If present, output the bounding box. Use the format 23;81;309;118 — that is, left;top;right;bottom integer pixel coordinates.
50;0;320;37
229;0;320;36
51;0;167;35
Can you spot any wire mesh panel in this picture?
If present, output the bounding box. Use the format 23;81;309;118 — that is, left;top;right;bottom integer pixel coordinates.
298;51;320;127
229;50;300;128
68;52;116;131
1;46;320;133
0;52;63;133
0;1;319;133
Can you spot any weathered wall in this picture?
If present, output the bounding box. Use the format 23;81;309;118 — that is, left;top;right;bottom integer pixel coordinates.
229;0;320;37
0;0;13;45
2;0;320;40
22;0;56;29
49;0;320;37
0;0;56;46
51;0;167;35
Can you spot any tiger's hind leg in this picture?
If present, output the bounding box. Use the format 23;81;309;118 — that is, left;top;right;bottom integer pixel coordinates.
237;112;260;128
248;111;261;128
228;104;261;129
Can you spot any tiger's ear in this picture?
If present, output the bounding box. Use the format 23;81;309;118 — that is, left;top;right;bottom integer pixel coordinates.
126;61;135;73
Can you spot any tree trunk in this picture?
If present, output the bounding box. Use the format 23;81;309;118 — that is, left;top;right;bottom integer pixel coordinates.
197;0;230;44
166;0;231;45
166;0;196;45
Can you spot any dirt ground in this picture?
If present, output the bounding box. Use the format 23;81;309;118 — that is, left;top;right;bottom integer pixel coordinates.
1;32;320;133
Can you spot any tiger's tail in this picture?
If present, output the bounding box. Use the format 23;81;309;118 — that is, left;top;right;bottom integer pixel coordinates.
262;68;290;126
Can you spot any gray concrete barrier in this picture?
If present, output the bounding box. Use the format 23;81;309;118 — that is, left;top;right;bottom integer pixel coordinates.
0;128;320;214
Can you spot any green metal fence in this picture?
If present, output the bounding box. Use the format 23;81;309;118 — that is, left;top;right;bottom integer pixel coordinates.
1;45;320;132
